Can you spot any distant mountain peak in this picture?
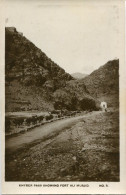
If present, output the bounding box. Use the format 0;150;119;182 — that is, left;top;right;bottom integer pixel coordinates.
71;72;87;79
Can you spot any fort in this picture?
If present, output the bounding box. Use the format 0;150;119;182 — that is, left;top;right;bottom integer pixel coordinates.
6;27;23;36
6;27;16;32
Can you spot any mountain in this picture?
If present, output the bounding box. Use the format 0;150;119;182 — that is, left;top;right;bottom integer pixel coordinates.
6;27;118;112
71;72;87;79
82;59;119;107
5;27;97;112
61;59;119;109
83;59;119;96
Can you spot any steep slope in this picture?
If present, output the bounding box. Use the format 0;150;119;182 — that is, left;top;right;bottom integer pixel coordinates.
5;27;73;88
63;59;119;109
82;59;119;107
71;72;87;79
5;27;73;111
5;27;96;112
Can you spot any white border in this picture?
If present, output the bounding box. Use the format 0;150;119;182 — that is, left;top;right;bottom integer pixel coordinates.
1;0;126;194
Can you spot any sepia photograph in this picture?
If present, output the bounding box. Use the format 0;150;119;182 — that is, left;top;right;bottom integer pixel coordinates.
4;0;121;182
1;0;126;194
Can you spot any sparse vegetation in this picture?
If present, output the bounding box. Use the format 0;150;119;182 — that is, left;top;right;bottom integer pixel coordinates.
38;115;44;122
5;27;98;112
83;59;119;99
45;115;53;121
13;117;24;126
80;97;97;111
5;111;119;181
51;110;59;114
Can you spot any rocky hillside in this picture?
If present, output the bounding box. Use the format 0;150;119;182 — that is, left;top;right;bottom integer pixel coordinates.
63;59;119;109
5;27;73;88
82;59;119;107
5;27;97;112
83;59;119;96
71;72;87;79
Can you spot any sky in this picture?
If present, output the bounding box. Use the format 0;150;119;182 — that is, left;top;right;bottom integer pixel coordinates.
5;0;121;74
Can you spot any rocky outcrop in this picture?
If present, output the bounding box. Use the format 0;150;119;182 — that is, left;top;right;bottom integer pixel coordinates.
5;27;73;88
82;59;119;98
5;27;96;112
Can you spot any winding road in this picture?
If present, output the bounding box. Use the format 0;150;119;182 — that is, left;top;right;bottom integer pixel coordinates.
6;111;101;153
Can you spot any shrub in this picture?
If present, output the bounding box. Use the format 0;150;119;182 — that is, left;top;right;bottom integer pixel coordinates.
51;110;60;114
54;101;66;110
46;114;53;121
26;117;32;124
13;117;24;126
58;114;62;118
38;115;44;121
51;110;58;114
80;97;97;111
26;118;29;124
70;96;78;111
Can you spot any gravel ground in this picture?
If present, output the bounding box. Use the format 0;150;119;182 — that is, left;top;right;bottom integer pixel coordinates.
5;110;119;181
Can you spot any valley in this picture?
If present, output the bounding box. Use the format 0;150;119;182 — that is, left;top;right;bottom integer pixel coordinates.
5;27;119;182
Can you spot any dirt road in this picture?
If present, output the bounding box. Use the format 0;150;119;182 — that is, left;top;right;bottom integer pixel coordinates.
6;111;100;153
5;110;119;181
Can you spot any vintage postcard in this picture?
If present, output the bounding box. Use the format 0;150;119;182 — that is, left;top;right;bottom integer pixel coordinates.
0;0;126;194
